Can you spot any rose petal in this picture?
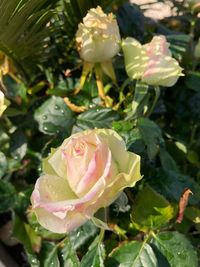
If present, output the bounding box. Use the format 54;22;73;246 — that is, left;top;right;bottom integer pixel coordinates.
31;174;76;209
85;152;141;215
34;207;88;233
121;37;148;80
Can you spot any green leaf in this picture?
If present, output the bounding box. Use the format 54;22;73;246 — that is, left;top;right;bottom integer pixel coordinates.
167;34;190;61
60;238;80;267
80;236;105;267
185;207;200;224
159;147;179;173
34;96;75;135
74;107;120;132
131;186;174;232
9;129;27;160
108;241;158;267
0;152;8;178
39;242;60;267
149;170;200;205
70;221;98;250
137;118;163;160
0;180;17;213
13;216;41;254
185;71;200;92
130;82;148;118
3;76;27;101
152;231;198;267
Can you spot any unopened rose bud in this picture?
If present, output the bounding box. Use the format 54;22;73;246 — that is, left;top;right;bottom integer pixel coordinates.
76;6;120;63
122;36;183;87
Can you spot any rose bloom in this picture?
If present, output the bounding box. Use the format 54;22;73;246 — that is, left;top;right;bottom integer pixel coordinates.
31;129;141;233
0;91;7;117
76;6;121;63
122;36;183;87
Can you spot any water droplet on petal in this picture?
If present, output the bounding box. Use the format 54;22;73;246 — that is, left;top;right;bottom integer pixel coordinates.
42;115;47;120
55;105;60;110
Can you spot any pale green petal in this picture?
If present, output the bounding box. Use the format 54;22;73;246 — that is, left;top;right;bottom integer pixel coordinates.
47;139;69;179
86;169;142;215
94;129;141;176
121;37;148;80
34;208;88;233
142;56;183;87
31;174;76;205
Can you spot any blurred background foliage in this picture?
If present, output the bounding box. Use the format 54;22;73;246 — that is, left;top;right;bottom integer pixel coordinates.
0;0;200;266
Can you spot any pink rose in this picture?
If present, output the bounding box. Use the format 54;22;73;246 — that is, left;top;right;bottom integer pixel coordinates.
31;129;141;233
122;36;183;87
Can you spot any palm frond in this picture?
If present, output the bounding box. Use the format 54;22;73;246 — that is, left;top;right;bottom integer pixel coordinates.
0;0;59;81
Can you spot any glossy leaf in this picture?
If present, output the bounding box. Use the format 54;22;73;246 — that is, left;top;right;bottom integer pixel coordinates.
60;238;80;267
70;221;98;250
80;236;105;267
131;186;174;232
39;242;60;267
0;180;17;213
74;107;120;132
152;231;198;267
108;241;158;267
34;96;75;135
137;118;163;160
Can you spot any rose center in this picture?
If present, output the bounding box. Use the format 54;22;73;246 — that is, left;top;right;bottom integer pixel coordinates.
73;141;85;156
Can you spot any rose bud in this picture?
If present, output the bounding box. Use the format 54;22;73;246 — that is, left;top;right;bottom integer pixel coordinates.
122;36;183;87
76;6;120;63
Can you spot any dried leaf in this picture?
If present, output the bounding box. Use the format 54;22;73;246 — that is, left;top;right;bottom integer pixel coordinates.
177;189;193;223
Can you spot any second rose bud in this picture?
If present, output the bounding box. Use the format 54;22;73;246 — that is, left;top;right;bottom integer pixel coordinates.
122;36;183;87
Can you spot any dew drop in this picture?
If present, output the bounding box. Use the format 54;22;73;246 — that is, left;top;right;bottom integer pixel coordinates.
31;258;38;264
61;109;64;114
76;231;81;237
43;126;48;131
55;105;60;110
42;115;47;120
